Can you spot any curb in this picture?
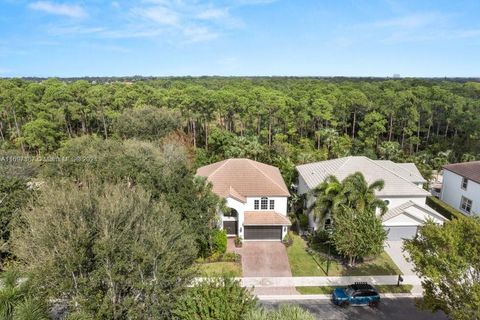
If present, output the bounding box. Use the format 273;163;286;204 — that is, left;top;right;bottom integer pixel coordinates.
257;293;423;301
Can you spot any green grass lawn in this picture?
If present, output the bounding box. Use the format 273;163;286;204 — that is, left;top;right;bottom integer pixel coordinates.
196;262;242;277
286;234;402;276
296;285;413;295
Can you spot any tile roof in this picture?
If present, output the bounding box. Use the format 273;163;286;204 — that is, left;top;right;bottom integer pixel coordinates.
382;201;446;223
296;156;430;197
244;211;292;225
375;160;426;183
196;158;290;200
443;161;480;184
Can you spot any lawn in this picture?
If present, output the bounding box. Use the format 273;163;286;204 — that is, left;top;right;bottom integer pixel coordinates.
286;234;402;276
296;285;413;295
196;262;242;277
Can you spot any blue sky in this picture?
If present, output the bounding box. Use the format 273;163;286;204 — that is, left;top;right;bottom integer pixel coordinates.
1;0;479;77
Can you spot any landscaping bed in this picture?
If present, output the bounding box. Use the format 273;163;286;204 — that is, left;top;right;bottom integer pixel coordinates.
287;234;402;276
195;252;242;277
296;284;413;295
196;262;242;277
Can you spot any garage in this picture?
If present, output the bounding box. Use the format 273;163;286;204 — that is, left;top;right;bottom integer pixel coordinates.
384;226;418;241
244;226;282;240
223;221;238;235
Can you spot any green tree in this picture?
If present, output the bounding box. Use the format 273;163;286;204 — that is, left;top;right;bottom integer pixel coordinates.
404;218;480;320
358;111;387;150
174;277;257;320
12;181;197;319
19;118;63;153
332;206;387;266
113;105;183;141
0;177;32;268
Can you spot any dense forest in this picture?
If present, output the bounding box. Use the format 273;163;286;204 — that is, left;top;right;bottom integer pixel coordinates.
0;77;479;318
1;77;479;184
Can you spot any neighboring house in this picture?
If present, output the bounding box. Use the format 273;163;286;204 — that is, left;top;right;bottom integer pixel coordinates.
196;158;291;241
440;161;480;216
296;156;446;241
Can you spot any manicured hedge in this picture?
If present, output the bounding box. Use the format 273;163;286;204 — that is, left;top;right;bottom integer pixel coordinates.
426;196;465;220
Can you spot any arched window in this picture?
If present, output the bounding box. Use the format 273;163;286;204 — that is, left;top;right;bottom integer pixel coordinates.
229;208;238;217
260;197;268;210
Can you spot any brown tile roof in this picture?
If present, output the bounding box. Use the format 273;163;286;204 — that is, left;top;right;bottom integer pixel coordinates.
443;161;480;184
196;158;290;200
244;211;292;226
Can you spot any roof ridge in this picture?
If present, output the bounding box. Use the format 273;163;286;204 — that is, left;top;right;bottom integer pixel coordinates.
206;158;231;180
379;161;425;181
365;157;424;187
247;159;290;195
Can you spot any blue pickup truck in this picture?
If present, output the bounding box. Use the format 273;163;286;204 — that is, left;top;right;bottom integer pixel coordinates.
332;282;380;307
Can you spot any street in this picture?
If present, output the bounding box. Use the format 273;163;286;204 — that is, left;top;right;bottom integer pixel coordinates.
260;298;448;320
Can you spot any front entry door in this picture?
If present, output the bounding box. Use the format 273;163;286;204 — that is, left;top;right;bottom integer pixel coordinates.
223;221;238;235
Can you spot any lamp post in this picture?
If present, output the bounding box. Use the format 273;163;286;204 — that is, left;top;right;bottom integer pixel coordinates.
326;227;333;276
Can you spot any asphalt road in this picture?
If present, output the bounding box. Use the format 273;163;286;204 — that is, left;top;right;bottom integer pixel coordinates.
260;298;448;320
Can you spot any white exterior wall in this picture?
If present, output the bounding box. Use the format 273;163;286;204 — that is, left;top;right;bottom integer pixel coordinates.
224;197;246;238
244;196;288;215
441;170;480;216
221;196;289;240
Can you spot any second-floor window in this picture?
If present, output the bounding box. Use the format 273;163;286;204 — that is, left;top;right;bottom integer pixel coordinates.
254;200;259;210
461;177;468;190
269;199;275;210
261;197;268;210
460;196;472;213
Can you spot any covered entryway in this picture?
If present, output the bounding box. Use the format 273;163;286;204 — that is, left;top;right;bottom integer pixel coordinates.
244;226;282;240
223;220;238;236
384;226;418;241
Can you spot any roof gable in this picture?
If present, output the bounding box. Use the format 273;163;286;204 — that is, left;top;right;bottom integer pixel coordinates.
196;158;290;199
296;156;430;197
383;201;446;225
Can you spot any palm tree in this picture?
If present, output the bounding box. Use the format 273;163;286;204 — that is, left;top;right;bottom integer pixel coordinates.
309;172;387;230
341;172;388;216
308;175;343;228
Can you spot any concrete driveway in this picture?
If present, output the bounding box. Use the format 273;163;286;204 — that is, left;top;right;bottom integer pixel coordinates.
384;241;416;275
231;241;293;277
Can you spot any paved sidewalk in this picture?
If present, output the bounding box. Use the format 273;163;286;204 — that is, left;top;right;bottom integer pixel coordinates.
239;275;421;288
384;241;416;275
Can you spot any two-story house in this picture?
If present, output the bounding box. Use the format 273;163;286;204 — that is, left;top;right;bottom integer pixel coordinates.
296;156;446;241
440;161;480;216
196;158;291;241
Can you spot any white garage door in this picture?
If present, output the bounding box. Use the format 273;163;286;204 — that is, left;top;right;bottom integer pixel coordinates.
384;226;418;241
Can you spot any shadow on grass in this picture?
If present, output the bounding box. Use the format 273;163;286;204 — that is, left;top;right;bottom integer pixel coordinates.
341;259;400;276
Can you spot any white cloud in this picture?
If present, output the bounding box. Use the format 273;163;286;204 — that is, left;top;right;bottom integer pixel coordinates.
371;13;442;29
134;6;180;26
197;8;229;20
182;26;219;43
29;1;87;18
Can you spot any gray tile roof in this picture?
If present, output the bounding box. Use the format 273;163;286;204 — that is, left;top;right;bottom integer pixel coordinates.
296;156;430;197
382;201;446;223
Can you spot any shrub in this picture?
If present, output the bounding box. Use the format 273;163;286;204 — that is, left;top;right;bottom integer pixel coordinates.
222;252;241;262
234;236;242;248
174;277;256;320
298;214;309;230
212;229;227;254
248;305;315;320
282;232;293;247
426;196;464;220
308;229;330;245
